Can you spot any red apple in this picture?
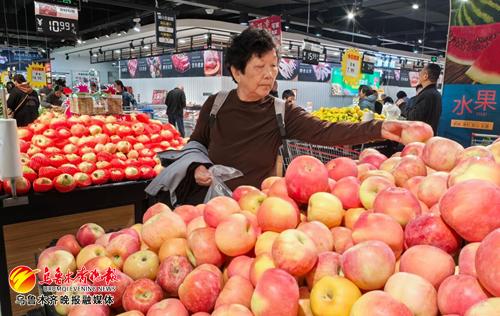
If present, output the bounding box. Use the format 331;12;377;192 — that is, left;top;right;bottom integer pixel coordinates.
56;234;81;257
417;172;449;207
93;269;132;309
257;197;299;233
285;155;329;204
226;255;254;281
272;229;318;277
350;290;413;316
174;205;202;224
267;177;289;198
401;142;426;157
232;185;259;201
422;137;464;171
260;176;281;192
305;251;341;290
359;176;395;210
373;187;421;226
331;226;354;254
158;237;188;261
457;145;493;164
122;278;163;314
76;244;107;268
254;232;279;257
215;213;257;256
106;233;140;269
384;272;438;316
448;156;500;187
187;216;208;236
215;275;254;309
437;275;489;316
440;179;500;242
352;212;404;258
212;304;253;316
141;211;186;251
76;223;105;247
465;298;500;316
123;250;160;280
459;242;480;277
392;155;427;187
307;192;344;229
325;157;358;180
399;245;455;288
37;246;76;280
405;213;462;255
187;227;225;267
400;121;434;145
251;268;299;316
475;228;500;296
156;255;193;296
331;176;362;209
342;240;396;290
239;190;268;214
298;221;334;253
204;196;240;228
178;268;222;313
380;157;402;173
147;298;189;316
360;153;388;169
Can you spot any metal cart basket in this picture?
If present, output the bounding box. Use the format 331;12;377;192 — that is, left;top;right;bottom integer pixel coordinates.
471;133;498;146
280;139;360;170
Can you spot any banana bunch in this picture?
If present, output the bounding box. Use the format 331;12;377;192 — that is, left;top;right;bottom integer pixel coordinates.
312;106;385;123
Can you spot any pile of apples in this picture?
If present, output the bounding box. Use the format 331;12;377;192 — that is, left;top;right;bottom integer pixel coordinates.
1;112;185;195
38;121;499;316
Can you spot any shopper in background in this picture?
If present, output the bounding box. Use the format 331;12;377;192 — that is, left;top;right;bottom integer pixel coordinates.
282;89;296;105
269;80;279;98
396;90;410;105
90;81;98;93
358;85;376;111
166;85;186;137
5;81;15;94
383;96;394;105
171;27;416;204
41;86;64;108
114;80;137;110
403;64;442;133
7;74;40;127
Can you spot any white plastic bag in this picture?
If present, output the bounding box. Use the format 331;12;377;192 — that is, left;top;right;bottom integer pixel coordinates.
203;165;243;203
382;103;401;120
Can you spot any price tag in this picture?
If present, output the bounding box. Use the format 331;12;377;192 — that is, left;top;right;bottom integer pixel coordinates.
34;1;78;39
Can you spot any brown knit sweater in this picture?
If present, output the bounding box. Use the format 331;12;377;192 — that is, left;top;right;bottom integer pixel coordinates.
190;90;383;190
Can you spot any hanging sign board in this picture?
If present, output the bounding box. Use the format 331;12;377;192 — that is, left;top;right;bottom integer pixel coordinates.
341;48;363;86
155;10;176;48
34;1;78;39
249;15;282;48
27;63;47;89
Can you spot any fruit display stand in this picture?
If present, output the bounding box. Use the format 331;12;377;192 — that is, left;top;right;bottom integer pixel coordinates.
0;180;150;316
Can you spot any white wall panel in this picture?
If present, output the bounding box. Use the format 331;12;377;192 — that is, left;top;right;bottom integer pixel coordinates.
51;52;116;84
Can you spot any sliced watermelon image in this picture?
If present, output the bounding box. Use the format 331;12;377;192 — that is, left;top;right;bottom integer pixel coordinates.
447;23;500;65
453;0;499;26
466;35;500;84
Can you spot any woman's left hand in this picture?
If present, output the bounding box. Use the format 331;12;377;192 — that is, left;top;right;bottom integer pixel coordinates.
381;120;411;142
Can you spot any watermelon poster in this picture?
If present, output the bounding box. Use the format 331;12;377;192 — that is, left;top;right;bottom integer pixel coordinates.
439;0;499;146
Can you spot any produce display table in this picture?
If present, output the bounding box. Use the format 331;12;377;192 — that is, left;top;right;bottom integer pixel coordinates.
0;180;150;316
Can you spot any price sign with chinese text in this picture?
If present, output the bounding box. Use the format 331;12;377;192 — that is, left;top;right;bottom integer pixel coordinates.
26;63;47;89
341;48;362;87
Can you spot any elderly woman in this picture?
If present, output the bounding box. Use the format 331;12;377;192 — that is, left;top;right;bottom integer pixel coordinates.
149;28;412;206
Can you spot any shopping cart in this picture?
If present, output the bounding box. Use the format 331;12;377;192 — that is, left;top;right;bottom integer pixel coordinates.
471;133;499;146
279;139;360;170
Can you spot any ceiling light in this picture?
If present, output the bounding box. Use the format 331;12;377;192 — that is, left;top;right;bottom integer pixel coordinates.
418;39;423;44
77;38;82;44
133;23;141;32
179;39;186;44
94;37;99;41
414;48;419;53
412;3;419;9
347;12;355;20
92;53;98;57
105;34;110;38
115;49;121;53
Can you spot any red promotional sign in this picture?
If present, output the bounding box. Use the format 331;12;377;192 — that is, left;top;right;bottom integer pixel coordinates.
152;90;168;105
250;15;282;48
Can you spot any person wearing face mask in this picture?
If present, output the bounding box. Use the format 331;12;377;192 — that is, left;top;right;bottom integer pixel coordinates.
147;28;419;206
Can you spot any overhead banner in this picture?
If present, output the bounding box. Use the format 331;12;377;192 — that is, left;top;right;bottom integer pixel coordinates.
331;67;382;96
155;10;176;48
439;0;499;146
277;58;334;82
120;50;222;79
249;15;282;48
381;69;420;87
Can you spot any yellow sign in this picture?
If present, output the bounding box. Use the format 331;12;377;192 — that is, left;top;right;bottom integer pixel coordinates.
26;63;47;89
0;71;9;85
451;119;494;131
341;48;363;87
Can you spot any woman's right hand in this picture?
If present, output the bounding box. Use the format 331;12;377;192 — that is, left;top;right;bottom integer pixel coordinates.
195;165;212;187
